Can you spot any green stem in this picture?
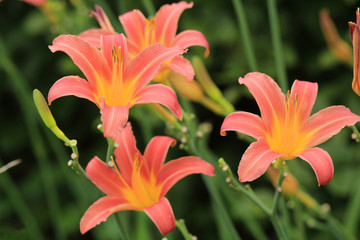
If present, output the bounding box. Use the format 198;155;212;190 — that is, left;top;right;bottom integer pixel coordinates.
0;36;65;240
106;137;116;164
266;0;288;91
270;165;289;240
231;0;258;71
344;174;360;235
0;160;45;240
176;219;194;240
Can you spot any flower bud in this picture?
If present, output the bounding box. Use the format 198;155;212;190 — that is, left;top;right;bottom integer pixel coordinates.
33;89;70;144
267;165;299;195
349;9;360;96
168;71;204;101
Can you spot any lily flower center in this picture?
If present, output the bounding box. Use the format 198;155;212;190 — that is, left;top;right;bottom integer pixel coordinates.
265;91;310;158
114;154;162;210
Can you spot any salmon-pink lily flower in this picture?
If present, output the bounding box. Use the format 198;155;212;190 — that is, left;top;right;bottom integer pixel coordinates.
80;123;215;235
221;72;360;185
349;9;360;96
48;34;183;138
80;2;209;82
21;0;46;6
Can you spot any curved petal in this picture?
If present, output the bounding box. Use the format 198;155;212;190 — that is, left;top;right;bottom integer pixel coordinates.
144;197;175;235
297;147;334;186
143;136;176;174
114;123;139;185
290;80;318;124
124;43;183;91
133;84;182;120
238;139;282;182
155;1;194;46
80;196;134;234
85;157;127;196
302;106;360;148
100;101;129;138
101;34;128;68
49;35;111;90
79;29;116;48
173;30;210;57
119;9;146;50
48;76;96;105
91;5;115;32
158;156;215;197
220;111;266;139
238;72;286;129
169;56;195;81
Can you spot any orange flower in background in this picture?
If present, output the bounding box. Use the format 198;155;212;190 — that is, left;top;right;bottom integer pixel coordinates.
349;9;360;96
80;2;209;82
48;34;183;138
221;72;360;185
80;123;215;235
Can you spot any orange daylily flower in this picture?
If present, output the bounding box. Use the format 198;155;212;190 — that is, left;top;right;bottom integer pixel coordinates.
221;72;360;185
80;123;215;235
48;34;183;138
80;2;209;82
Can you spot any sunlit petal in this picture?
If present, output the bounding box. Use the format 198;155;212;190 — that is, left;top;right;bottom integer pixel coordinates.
220;111;266;139
238;72;286;128
302;106;360;147
134;84;182;120
143;136;176;174
48;76;96;105
238;139;282;182
80;196;134;234
114;123;139;184
124;43;183;90
173;30;210;57
144;197;175;235
86;157;127;196
155;1;193;46
169;56;195;81
49;35;111;90
100;101;129;138
298;147;334;186
158;156;215;197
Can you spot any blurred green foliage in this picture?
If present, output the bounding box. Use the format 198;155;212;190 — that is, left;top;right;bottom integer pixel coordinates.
1;0;360;239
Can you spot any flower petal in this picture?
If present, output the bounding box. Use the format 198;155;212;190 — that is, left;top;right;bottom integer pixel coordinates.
144;197;175;235
80;196;134;234
48;76;96;105
169;56;195;81
91;5;115;32
124;43;183;91
238;72;285;129
101;34;128;68
119;9;146;50
302;106;360;147
173;30;210;57
79;29;116;48
100;101;129;138
114;123;139;185
220;111;266;139
49;35;111;91
158;156;215;197
143;136;176;174
155;1;194;46
238;139;282;182
297;147;334;186
133;84;182;120
289;80;318;124
85;157;127;196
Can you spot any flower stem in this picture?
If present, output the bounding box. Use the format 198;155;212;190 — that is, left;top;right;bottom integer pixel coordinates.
141;0;155;16
176;219;194;240
266;0;288;91
344;175;360;235
113;212;131;240
231;0;258;71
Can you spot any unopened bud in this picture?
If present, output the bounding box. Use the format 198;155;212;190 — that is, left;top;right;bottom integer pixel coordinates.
351;133;357;140
71;153;78;160
67;160;73;166
225;177;231;183
168;71;205;102
107;161;114;168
